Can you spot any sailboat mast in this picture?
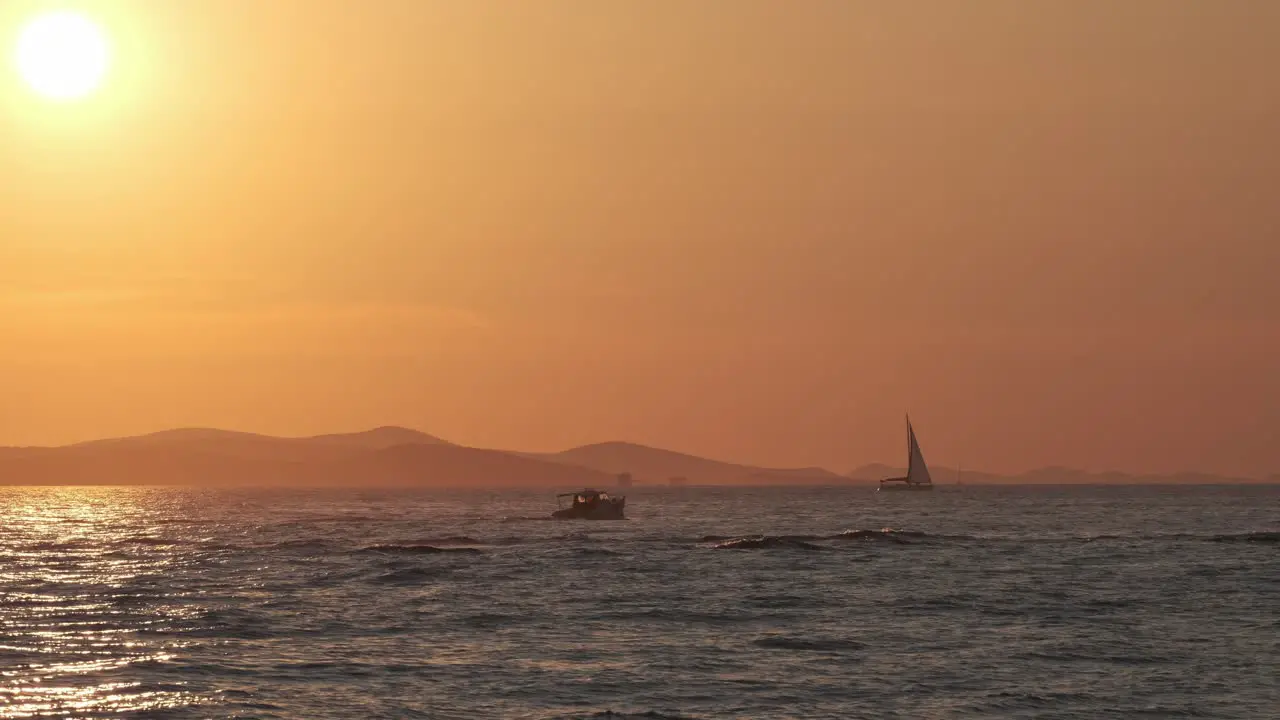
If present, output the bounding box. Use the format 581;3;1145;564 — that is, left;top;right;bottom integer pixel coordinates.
905;414;912;475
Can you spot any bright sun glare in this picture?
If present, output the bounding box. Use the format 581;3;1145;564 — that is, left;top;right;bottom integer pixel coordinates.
13;10;110;101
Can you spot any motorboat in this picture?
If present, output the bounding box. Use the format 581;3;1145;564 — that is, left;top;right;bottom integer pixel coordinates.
551;489;626;520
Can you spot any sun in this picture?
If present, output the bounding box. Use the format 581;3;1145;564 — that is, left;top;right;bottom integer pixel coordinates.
13;10;111;101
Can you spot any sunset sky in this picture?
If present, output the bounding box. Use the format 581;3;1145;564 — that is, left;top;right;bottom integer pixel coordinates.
1;1;1277;476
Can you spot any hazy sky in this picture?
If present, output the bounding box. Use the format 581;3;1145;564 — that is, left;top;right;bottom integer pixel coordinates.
2;1;1277;475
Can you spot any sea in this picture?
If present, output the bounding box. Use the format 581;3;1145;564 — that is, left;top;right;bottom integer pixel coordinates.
1;484;1276;719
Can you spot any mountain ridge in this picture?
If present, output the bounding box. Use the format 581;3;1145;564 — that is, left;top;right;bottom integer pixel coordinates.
848;463;1264;486
530;441;846;485
0;427;1272;487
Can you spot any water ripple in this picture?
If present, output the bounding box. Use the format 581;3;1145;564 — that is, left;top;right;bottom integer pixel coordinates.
1;484;1277;718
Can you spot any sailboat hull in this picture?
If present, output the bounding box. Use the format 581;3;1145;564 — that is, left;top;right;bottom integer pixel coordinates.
877;482;933;492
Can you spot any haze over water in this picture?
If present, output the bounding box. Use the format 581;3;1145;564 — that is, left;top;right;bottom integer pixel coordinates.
3;1;1279;477
2;485;1276;719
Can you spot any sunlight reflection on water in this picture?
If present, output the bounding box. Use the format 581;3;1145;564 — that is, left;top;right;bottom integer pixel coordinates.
1;488;201;717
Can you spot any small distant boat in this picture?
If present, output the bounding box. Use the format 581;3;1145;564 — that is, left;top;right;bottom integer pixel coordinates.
551;489;626;520
878;416;934;492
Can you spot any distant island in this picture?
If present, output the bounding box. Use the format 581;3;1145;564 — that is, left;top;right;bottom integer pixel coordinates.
0;427;1271;488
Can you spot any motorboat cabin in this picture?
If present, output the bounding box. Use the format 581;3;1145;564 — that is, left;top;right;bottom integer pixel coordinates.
551;488;626;520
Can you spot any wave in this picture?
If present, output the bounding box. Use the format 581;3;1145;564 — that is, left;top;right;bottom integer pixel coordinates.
547;712;696;720
573;547;624;557
19;541;92;552
150;518;217;525
834;528;926;543
1206;531;1280;543
593;607;755;626
697;533;821;543
195;542;242;552
751;636;866;652
283;514;399;524
412;535;484;546
493;535;542;546
360;544;483;555
697;529;1280;547
710;536;827;551
262;539;339;551
352;533;602;550
465;534;568;547
371;567;453;584
118;536;186;547
549;713;697;720
460;612;524;629
697;529;925;548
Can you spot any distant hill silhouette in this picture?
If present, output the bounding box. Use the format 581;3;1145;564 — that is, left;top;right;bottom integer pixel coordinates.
1;427;605;489
67;426;449;462
308;444;610;488
535;441;846;485
303;426;451;449
0;427;1271;488
848;464;1262;486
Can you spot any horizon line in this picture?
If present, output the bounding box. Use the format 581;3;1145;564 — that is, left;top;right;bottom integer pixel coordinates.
1;424;1272;481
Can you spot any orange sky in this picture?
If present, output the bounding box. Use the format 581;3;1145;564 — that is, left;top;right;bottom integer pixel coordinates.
2;1;1277;476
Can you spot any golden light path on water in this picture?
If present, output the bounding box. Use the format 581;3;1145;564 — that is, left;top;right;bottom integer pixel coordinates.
0;488;204;717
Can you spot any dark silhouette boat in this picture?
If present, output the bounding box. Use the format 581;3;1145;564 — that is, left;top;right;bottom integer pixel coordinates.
879;415;935;492
551;489;626;520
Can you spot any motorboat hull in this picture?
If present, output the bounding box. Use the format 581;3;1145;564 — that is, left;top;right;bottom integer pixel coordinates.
551;498;626;520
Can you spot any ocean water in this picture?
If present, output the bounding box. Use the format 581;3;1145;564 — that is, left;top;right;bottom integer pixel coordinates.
1;484;1277;719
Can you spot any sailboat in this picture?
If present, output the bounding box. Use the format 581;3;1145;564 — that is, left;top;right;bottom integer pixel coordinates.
878;416;934;492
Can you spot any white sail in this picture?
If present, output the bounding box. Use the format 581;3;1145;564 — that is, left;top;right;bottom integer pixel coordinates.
906;420;932;485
